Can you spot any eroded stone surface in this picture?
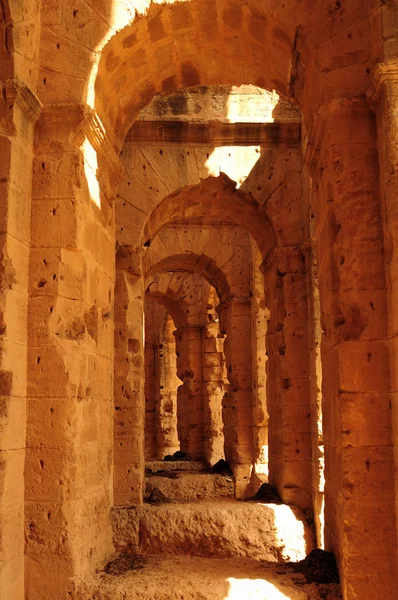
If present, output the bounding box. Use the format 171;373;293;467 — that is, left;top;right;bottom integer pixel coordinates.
76;556;342;600
145;472;234;501
112;500;315;563
2;3;398;600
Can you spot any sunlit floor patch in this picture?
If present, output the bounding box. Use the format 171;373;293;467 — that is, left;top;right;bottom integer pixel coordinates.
226;577;294;599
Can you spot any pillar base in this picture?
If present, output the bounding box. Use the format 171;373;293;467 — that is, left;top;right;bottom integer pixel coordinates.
231;463;253;499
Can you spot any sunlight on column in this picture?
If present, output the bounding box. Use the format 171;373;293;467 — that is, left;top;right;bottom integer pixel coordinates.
255;444;269;478
269;505;307;561
225;578;292;600
82;138;101;208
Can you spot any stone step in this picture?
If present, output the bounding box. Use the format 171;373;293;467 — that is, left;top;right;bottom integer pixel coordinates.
112;499;315;563
77;555;342;600
145;471;234;501
146;460;207;472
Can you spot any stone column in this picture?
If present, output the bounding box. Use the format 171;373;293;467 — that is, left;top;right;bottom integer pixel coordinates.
0;80;41;600
202;319;225;465
156;335;179;458
263;247;312;510
251;240;269;484
144;342;158;460
114;246;145;505
371;63;398;594
218;298;253;498
174;325;204;460
308;96;397;599
305;237;325;548
26;105;119;598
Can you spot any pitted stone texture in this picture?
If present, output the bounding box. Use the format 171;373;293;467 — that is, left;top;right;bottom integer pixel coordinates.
76;556;341;600
112;500;315;562
146;460;206;472
145;472;234;501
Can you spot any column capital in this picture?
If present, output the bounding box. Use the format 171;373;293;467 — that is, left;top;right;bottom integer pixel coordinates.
173;324;203;336
260;245;306;275
116;245;143;277
71;106;126;196
367;61;398;108
216;296;251;314
0;78;42;134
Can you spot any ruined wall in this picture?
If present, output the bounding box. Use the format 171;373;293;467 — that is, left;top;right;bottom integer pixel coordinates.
0;3;41;598
308;98;397;598
25;106;116;599
0;2;396;599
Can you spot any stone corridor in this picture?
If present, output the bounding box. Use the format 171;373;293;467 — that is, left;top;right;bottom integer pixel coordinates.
1;1;398;599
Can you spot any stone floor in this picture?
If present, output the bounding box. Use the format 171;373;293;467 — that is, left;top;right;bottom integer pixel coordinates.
77;555;342;600
78;464;341;600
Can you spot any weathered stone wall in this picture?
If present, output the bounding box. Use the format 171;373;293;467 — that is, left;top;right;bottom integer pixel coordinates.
1;2;398;599
26;106;115;599
308;98;397;598
0;3;41;598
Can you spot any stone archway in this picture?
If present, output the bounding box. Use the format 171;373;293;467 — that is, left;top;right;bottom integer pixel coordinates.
20;3;398;598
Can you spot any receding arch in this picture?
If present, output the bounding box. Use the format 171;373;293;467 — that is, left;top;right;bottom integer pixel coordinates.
94;0;296;147
143;173;277;261
146;253;232;305
145;290;188;329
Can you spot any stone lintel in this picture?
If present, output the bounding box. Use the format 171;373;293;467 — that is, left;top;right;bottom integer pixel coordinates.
0;78;42;134
125;120;301;147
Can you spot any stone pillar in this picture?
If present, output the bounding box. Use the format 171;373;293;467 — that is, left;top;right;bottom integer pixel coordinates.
0;80;41;600
263;247;312;509
174;325;204;460
309;97;397;599
218;298;253;498
26;105;118;598
114;246;145;505
156;333;179;458
251;240;269;485
202;319;225;465
144;342;158;460
306;237;325;548
372;63;398;594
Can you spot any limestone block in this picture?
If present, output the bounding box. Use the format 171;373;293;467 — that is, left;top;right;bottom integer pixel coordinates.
32;153;80;200
31;198;78;248
26;397;76;450
145;473;233;501
25;446;72;502
3;288;28;345
112;500;314;562
0;397;25;452
27;346;71;398
340;393;392;448
340;445;395;501
0;485;24;560
338;341;390;394
0;181;31;243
